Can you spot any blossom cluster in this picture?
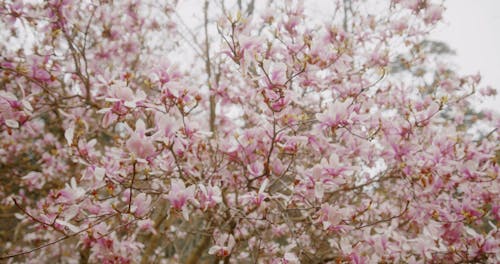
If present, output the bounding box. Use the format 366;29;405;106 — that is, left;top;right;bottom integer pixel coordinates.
0;0;498;263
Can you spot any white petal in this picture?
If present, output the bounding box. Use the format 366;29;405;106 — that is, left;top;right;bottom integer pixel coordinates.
56;219;80;233
136;158;148;163
70;177;78;189
22;100;33;112
315;183;324;200
0;91;17;100
65;122;75;146
64;205;79;220
198;184;207;195
124;101;136;108
208;246;220;255
135;119;146;133
5;119;19;128
97;108;111;114
94;167;106;181
465;226;478;237
105;97;120;102
14;213;25;220
259;178;269;194
182;207;190;221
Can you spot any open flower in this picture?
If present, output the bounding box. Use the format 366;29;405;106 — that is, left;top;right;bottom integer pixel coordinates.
253;178;269;206
263;60;287;86
22;171;45;190
153;113;179;142
208;233;236;257
126;119;155;161
280;252;299;264
166;179;196;220
318;203;352;231
316;100;352;129
241;178;269;207
198;184;222;210
131;193;152;217
424;4;444;24
57;177;85;204
106;80;146;108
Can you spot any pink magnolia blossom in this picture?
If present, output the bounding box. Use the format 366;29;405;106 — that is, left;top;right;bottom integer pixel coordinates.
22;171;45;190
208;233;236;257
126;119;155;160
56;177;85;204
253;178;269;206
316;99;352;129
166;179;196;220
424;4;444;24
130;193;151;218
136;219;156;235
198;184;222;210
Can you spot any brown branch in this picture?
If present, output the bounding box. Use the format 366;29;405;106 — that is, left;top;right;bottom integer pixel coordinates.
204;0;216;136
127;161;137;213
0;212;117;260
355;200;410;230
12;198;66;236
185;233;211;264
140;205;176;264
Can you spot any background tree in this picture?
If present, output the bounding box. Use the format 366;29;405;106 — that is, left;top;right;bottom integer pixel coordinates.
0;0;498;263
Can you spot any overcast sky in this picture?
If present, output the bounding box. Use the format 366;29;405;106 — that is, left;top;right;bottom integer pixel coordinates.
430;0;500;111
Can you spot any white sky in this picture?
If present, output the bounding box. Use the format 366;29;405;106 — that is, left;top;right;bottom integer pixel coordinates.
430;0;500;111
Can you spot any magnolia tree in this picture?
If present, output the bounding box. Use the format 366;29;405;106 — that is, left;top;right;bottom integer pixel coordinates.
0;0;499;263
